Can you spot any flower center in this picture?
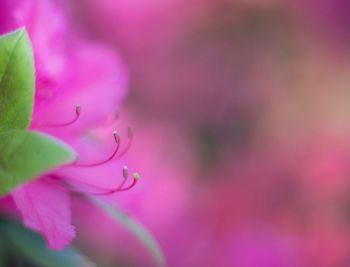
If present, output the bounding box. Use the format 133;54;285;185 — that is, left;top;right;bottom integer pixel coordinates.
41;106;139;195
59;166;140;195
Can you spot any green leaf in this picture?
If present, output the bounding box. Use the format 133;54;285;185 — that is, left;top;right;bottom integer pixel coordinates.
0;28;35;131
88;196;166;267
0;130;77;195
0;220;95;267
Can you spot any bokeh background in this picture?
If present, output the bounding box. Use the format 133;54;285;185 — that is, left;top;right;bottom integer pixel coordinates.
62;0;350;266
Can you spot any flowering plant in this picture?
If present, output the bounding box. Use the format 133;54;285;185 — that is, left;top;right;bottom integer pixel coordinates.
0;1;164;266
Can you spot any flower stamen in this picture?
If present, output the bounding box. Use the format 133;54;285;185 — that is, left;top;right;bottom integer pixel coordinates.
117;172;140;192
74;131;120;167
59;166;139;195
40;105;81;127
89;171;140;195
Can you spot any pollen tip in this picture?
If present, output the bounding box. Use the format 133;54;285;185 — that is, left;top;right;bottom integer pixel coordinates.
122;165;129;179
113;130;119;143
75;105;81;115
132;172;140;180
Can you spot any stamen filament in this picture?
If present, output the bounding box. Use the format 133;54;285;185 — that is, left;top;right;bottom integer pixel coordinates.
90;173;139;195
74;131;120;167
59;168;139;195
116;172;140;192
41;105;81;127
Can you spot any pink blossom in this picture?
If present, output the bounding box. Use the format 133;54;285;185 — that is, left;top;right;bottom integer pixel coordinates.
69;117;193;265
0;0;128;249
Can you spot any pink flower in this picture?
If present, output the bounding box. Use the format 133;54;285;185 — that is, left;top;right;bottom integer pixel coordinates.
71;118;193;265
0;0;128;249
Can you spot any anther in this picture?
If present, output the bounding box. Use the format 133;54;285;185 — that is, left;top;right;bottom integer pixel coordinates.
122;165;129;179
117;172;140;192
132;172;140;180
75;105;81;116
113;131;120;144
117;166;129;190
74;131;121;167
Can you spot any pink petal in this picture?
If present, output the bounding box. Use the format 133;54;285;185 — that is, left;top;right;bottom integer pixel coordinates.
31;43;128;134
12;178;75;250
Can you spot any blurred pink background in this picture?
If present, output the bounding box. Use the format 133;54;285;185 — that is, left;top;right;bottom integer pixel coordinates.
57;0;350;266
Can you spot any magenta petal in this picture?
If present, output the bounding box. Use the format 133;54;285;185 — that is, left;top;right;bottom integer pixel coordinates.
32;43;128;131
12;178;75;250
